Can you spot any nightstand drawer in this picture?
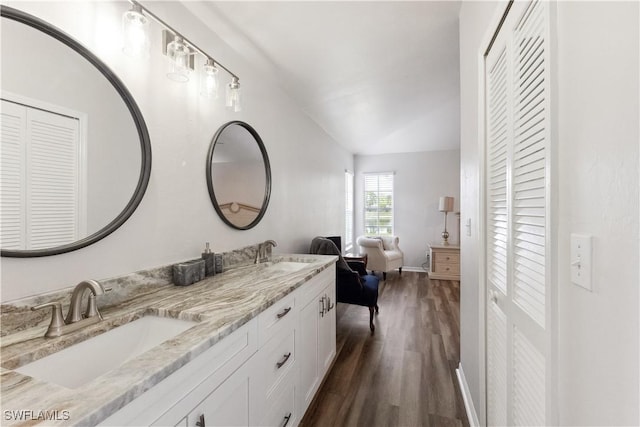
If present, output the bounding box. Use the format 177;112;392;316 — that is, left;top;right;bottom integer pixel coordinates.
433;262;459;275
433;252;460;264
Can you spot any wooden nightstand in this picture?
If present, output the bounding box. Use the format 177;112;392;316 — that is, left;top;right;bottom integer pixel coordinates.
428;243;460;280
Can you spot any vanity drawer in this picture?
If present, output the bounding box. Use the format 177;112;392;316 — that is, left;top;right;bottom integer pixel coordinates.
258;290;296;347
260;328;296;398
262;371;297;427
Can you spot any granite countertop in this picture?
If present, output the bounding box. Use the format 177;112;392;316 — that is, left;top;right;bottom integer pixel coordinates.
0;254;337;426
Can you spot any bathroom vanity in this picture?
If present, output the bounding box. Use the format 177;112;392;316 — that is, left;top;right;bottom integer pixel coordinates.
0;255;337;426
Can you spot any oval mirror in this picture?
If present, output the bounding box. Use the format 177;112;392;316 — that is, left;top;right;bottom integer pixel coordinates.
0;6;151;257
207;121;271;230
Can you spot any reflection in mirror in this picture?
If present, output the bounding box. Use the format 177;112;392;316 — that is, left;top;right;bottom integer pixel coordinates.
0;6;151;257
207;122;271;230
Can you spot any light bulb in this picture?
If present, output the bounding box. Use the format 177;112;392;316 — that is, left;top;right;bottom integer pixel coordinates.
122;4;149;58
200;59;219;98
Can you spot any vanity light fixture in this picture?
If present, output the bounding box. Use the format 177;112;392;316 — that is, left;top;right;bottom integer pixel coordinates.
122;3;149;58
201;58;219;98
122;1;241;109
165;35;191;82
226;76;242;112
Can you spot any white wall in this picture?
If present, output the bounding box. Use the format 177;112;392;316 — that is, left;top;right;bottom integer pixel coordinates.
354;150;460;270
556;2;639;424
0;1;352;302
459;1;639;425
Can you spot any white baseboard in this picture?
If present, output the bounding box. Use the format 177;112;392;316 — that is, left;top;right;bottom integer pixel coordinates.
456;364;480;427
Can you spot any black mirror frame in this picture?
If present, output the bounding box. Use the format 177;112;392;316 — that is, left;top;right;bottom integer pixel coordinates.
206;121;271;230
0;6;152;257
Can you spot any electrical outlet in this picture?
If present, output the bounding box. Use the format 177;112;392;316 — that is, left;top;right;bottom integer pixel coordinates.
570;233;592;291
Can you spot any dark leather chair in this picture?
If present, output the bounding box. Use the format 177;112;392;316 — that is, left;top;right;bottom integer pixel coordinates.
310;237;380;333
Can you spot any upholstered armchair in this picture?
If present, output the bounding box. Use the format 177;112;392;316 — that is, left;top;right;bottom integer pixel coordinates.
356;235;404;280
310;237;380;333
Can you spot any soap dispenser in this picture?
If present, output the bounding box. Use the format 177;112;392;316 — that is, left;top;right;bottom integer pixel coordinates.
202;242;215;276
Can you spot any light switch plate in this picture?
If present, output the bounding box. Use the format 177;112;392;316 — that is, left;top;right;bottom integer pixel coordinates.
570;233;592;291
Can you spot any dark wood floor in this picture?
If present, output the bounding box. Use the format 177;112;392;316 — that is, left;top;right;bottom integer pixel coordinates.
300;271;469;427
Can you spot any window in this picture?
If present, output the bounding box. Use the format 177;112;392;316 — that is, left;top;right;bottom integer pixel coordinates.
364;172;394;236
344;170;354;252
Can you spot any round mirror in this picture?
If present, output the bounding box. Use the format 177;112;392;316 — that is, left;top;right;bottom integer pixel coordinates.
0;6;151;257
207;121;271;230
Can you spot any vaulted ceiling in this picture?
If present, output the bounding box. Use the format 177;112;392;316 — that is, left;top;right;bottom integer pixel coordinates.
187;1;461;155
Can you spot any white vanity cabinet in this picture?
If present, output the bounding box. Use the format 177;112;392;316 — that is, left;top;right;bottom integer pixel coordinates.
100;264;336;427
297;268;336;415
251;264;337;426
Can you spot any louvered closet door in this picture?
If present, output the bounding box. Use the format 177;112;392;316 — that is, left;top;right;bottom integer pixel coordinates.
0;99;81;250
484;1;552;426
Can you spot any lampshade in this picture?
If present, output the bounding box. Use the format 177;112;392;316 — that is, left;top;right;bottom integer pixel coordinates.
166;36;190;82
122;4;149;58
225;76;242;112
439;196;454;213
200;58;219;98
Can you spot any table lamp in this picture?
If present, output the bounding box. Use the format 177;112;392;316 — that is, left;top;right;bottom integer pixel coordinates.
439;196;454;245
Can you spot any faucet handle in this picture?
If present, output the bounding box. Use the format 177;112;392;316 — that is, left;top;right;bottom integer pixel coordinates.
84;295;102;320
31;302;65;338
85;287;111;319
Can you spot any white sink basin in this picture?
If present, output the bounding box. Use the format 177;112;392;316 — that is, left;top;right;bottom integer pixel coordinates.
15;315;198;389
266;261;309;273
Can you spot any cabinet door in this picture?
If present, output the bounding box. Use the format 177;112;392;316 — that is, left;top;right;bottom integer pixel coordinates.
318;284;336;379
187;368;250;427
297;281;337;417
298;293;320;412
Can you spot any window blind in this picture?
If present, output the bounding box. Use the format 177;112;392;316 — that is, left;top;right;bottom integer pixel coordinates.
363;172;394;236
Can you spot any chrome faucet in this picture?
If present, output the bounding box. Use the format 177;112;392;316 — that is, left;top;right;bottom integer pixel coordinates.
32;280;110;338
255;240;277;264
